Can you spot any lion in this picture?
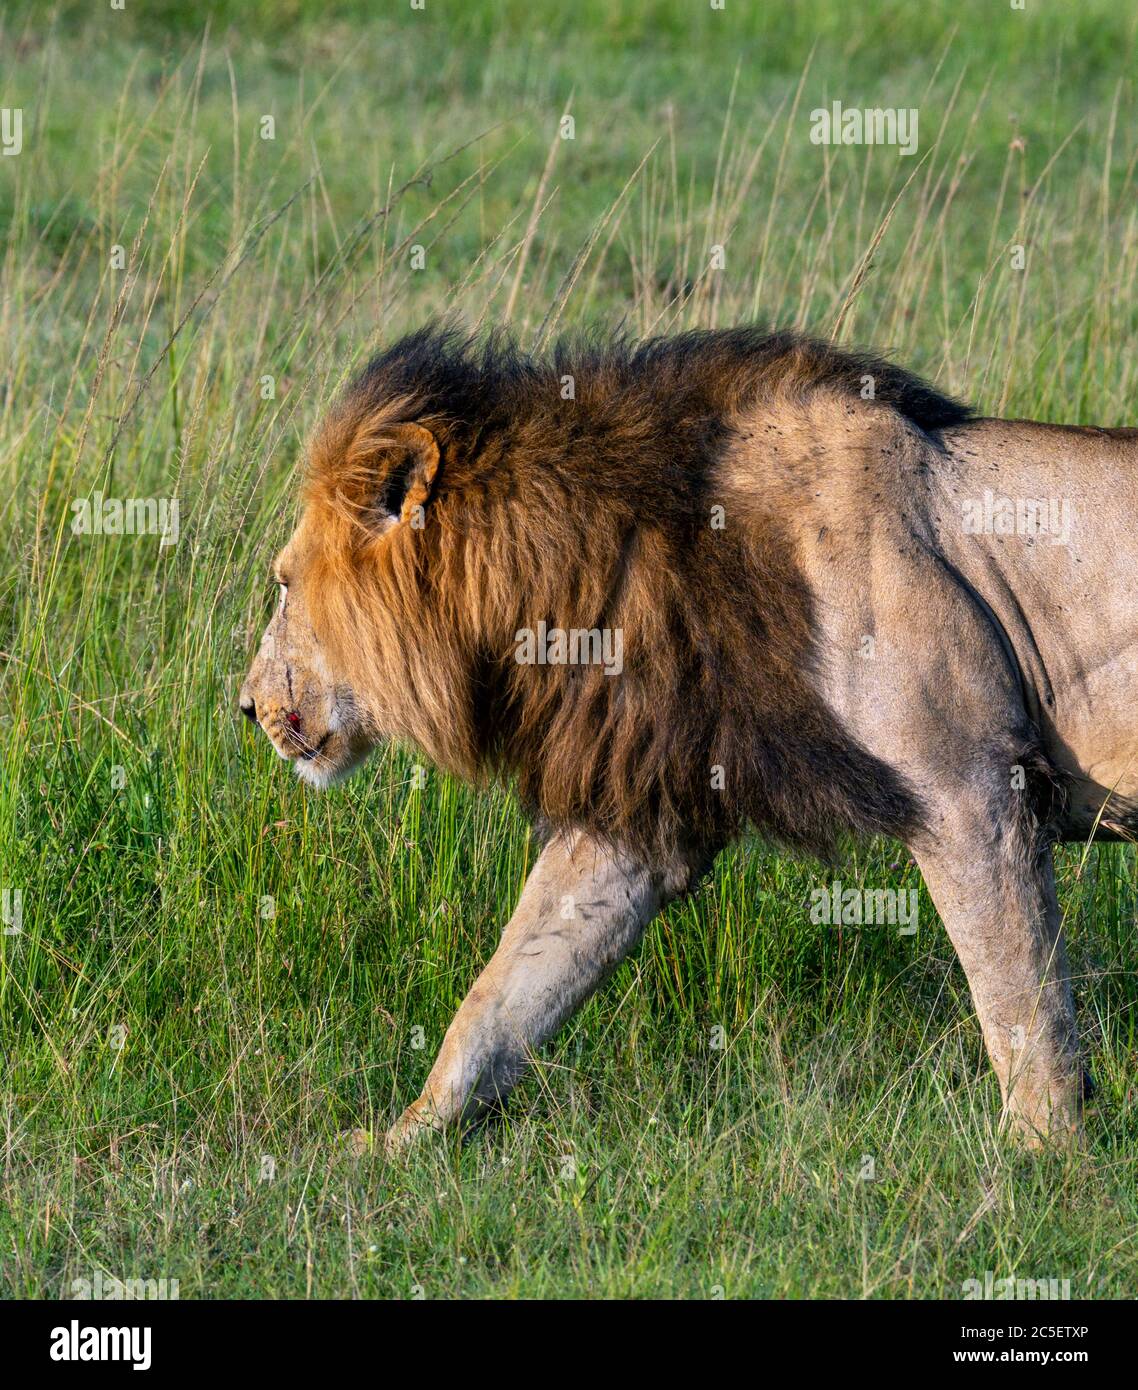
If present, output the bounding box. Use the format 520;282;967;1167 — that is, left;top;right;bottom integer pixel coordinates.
240;323;1130;1153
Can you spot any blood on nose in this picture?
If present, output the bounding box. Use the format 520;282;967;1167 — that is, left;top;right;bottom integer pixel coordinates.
286;711;301;728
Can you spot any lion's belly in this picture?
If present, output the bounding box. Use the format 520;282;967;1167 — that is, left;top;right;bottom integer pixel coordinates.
1040;648;1138;836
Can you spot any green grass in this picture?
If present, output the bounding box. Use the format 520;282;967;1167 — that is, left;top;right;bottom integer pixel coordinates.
1;0;1137;1298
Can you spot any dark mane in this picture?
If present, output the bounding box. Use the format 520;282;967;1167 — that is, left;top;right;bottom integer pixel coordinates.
346;321;970;441
307;323;959;861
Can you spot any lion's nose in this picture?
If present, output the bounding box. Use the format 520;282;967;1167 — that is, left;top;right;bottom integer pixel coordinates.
240;696;259;726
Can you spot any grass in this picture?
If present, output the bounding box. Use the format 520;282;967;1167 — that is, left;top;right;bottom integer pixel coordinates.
1;0;1137;1298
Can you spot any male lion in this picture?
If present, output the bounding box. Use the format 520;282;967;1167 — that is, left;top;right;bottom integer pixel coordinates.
240;325;1128;1152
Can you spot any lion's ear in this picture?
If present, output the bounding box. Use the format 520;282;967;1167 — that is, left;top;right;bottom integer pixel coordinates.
371;422;441;530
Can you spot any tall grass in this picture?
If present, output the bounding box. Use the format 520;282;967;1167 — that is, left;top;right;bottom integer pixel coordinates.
0;1;1136;1297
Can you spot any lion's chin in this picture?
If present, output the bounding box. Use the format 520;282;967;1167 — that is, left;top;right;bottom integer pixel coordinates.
292;738;372;790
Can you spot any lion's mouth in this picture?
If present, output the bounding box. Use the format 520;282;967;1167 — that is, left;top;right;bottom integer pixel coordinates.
301;732;331;761
278;720;332;762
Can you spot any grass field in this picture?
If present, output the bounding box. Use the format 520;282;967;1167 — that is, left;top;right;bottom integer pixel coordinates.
1;0;1137;1299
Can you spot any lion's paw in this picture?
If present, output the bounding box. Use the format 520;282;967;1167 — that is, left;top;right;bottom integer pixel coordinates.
384;1100;441;1158
336;1127;374;1158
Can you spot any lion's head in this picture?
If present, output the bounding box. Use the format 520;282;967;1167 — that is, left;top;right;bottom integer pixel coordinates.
239;508;372;788
239;386;457;789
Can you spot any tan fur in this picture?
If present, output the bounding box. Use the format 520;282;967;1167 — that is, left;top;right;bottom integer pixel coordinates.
240;325;1131;1150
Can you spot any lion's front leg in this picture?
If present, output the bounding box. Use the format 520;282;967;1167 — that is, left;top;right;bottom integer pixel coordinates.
911;791;1082;1146
386;830;699;1154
